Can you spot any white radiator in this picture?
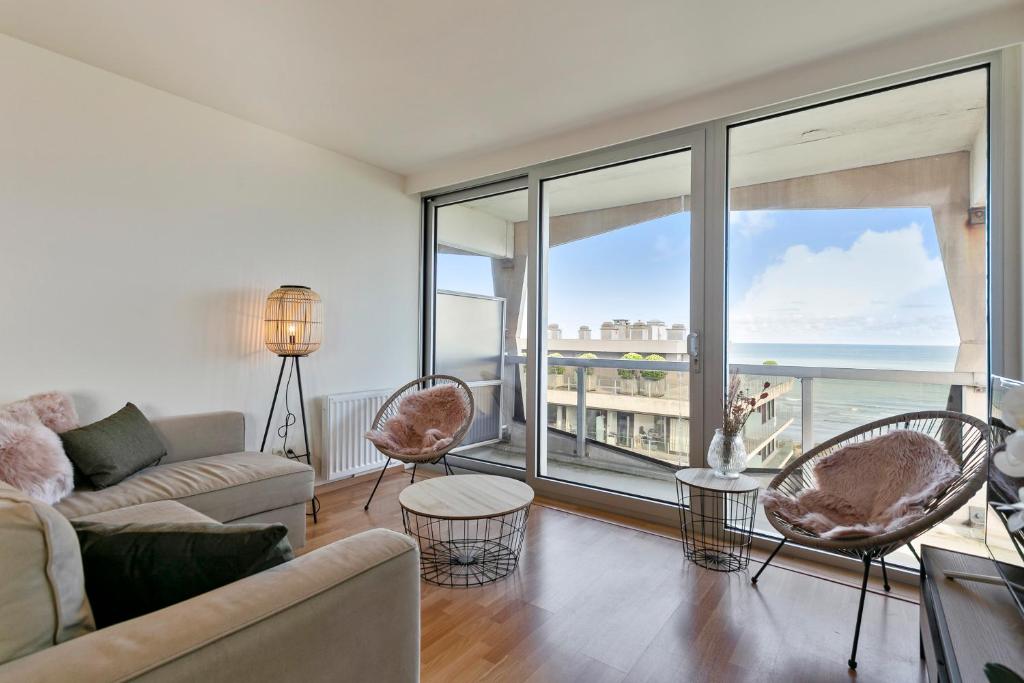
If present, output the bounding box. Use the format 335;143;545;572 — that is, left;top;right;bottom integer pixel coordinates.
322;389;393;481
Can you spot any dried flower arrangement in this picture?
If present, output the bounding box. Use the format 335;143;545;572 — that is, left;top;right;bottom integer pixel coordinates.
723;374;770;437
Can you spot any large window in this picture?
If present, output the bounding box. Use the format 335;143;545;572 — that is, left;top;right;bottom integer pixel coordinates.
422;55;1008;568
727;67;990;562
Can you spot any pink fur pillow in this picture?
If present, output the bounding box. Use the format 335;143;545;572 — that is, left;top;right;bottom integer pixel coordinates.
8;391;80;434
0;392;78;504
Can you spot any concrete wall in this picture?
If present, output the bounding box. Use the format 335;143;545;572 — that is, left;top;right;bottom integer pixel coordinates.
436;203;513;258
0;35;420;474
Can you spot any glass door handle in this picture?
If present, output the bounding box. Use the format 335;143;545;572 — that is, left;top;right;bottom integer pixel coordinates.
687;331;700;373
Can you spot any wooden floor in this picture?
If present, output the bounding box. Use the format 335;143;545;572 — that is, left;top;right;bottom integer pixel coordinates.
307;470;926;682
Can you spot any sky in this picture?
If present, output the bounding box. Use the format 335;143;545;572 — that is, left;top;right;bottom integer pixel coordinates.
436;207;960;347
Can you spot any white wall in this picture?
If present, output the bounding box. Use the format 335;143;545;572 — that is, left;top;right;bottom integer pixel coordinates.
0;34;421;475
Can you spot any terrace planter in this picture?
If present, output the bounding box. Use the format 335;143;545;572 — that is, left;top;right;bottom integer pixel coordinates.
640;354;667;397
616;378;639;396
570;373;598;392
641;378;666;398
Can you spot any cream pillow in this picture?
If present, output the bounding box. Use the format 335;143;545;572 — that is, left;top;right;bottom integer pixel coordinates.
0;481;94;664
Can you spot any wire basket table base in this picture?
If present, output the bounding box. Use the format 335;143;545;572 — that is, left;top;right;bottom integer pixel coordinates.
402;507;530;587
675;470;759;573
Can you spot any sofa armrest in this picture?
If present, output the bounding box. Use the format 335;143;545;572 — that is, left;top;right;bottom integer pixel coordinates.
151;411;246;464
0;529;420;683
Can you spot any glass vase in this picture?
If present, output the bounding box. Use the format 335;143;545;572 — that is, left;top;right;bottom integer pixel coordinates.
707;428;748;479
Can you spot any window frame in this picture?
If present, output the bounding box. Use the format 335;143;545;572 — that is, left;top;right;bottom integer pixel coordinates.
418;47;1019;576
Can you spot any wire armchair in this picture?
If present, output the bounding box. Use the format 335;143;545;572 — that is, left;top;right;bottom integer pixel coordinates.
751;410;990;669
363;374;475;510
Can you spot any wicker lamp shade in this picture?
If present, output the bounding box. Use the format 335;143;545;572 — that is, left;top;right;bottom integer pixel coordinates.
264;285;323;357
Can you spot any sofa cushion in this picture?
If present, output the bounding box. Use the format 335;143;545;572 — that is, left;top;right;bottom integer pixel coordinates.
0;482;94;665
55;452;314;524
151;411;245;465
73;520;293;627
74;500;218;526
60;403;167;489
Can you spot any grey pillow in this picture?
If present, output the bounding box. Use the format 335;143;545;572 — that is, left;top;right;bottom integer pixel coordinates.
72;520;293;627
60;403;166;489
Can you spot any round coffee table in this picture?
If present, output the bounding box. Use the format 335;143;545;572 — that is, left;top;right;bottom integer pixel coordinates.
399;474;534;587
675;468;759;572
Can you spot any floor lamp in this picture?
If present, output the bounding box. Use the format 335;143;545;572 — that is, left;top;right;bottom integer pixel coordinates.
261;285;322;523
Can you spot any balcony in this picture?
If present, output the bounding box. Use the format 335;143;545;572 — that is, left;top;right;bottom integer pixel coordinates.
452;353;988;563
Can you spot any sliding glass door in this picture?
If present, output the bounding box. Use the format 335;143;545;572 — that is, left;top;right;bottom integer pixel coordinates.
426;182;529;469
530;132;707;506
423;52;1008;532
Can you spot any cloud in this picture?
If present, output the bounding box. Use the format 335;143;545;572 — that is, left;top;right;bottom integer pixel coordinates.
647;225;694;264
730;210;777;237
730;224;958;345
650;233;683;262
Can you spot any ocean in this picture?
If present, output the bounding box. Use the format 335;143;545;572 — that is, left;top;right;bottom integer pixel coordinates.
728;343;965;451
729;342;958;372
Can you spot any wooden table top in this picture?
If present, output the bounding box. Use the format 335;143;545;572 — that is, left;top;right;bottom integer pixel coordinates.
399;474;535;519
675;468;760;493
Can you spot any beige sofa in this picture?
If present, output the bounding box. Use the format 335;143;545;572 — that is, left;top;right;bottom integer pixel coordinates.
56;410;313;548
0;411;422;682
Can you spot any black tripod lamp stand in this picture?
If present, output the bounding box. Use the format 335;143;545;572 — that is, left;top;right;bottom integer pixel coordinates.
261;285;322;523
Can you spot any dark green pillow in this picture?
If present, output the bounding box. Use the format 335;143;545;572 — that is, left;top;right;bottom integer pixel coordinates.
72;520;293;627
60;403;166;488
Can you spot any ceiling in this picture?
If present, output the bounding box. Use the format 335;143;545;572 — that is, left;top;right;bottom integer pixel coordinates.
466;151;693;223
0;1;1014;177
729;68;986;188
464;69;986;222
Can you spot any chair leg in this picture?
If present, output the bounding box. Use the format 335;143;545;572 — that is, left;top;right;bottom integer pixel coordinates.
363;458;391;511
849;554;873;670
879;555;891;592
410;464;417;483
751;538;786;584
906;542;922;566
443;455;454;476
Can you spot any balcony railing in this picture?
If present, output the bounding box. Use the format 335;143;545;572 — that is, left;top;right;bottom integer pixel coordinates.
504;353;985;471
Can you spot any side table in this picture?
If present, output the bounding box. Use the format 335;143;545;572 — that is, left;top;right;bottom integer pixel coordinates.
675;468;759;572
399;474;533;587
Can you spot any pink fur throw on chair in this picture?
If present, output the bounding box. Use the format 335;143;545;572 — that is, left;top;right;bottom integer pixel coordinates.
0;392;79;504
762;430;959;540
366;383;472;457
